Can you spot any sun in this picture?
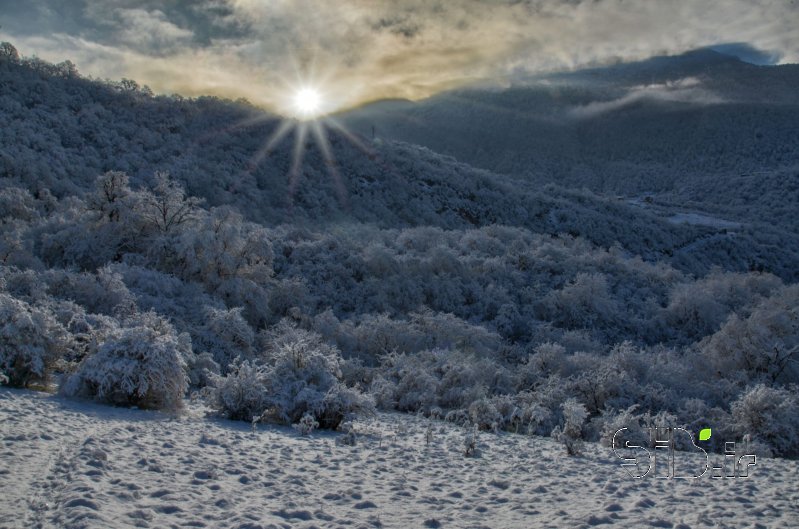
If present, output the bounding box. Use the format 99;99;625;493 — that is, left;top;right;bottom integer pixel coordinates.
225;74;378;212
293;87;322;119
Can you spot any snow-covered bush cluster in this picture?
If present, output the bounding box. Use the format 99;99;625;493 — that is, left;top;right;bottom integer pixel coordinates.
1;45;798;451
0;292;70;387
209;324;374;429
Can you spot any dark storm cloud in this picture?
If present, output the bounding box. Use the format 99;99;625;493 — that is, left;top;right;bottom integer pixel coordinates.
1;0;797;113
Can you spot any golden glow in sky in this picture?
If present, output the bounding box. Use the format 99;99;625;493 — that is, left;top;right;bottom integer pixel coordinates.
1;1;797;115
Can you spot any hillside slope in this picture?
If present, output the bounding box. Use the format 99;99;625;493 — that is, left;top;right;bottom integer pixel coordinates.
1;47;797;279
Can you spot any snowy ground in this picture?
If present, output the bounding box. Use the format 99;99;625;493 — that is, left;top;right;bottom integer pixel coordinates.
1;388;797;529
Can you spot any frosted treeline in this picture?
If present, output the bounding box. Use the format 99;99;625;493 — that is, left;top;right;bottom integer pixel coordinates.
1;44;797;456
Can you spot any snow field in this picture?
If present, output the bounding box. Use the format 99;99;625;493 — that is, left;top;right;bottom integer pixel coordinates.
2;388;797;529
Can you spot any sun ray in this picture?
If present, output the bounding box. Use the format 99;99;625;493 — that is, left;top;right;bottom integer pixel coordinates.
247;119;295;171
287;122;308;204
195;112;276;145
311;120;349;208
323;116;375;157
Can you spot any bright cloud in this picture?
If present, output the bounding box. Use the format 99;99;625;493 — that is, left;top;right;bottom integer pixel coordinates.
1;1;797;113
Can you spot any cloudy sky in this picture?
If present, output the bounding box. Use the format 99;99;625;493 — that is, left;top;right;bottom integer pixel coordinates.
1;1;797;114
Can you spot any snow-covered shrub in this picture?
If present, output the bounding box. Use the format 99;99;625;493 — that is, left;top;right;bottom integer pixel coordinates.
375;347;515;419
63;312;189;411
259;324;374;428
42;268;136;316
552;398;588;456
318;384;375;429
336;421;358;446
489;394;524;431
264;277;310;324
524;342;568;378
394;365;440;413
339;356;372;390
594;405;646;447
539;273;618;330
515;394;554;436
0;293;70;387
292;412;319;435
376;351;439;412
464;394;522;432
570;354;629;414
184;351;220;388
469;397;502;431
322;311;503;365
445;409;471;426
701;285;799;385
175;206;273;288
48;300;119;364
463;424;479;457
210;324;374;429
207;360;269;421
199;306;255;371
106;262;218;331
731;384;799;457
665;271;782;343
674;397;738;454
369;374;398;410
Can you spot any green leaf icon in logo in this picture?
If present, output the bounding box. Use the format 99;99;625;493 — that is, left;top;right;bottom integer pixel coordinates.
699;428;712;441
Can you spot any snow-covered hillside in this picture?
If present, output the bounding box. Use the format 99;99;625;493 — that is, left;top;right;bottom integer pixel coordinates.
2;39;799;529
2;388;798;529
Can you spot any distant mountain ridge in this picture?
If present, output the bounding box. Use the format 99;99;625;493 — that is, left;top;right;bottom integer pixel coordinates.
339;48;799;234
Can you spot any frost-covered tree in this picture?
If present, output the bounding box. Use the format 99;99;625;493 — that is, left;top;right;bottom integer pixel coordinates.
175;207;273;286
88;171;134;225
136;171;203;236
48;171;143;268
0;42;19;62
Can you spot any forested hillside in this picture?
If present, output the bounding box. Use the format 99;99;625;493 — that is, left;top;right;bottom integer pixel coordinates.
1;43;797;457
